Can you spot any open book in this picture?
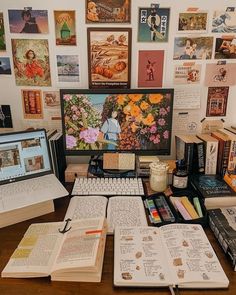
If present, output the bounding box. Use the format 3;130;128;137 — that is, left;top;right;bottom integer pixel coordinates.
1;217;107;282
64;195;148;234
114;223;229;289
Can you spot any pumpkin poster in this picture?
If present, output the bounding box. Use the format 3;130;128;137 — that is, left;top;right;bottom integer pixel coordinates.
54;10;76;46
87;28;131;89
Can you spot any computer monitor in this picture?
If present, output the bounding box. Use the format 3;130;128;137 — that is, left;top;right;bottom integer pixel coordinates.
60;89;174;155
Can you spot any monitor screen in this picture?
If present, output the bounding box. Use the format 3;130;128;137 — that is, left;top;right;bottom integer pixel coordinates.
60;89;174;155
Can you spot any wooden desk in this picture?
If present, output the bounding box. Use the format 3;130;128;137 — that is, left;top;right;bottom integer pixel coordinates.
0;195;236;295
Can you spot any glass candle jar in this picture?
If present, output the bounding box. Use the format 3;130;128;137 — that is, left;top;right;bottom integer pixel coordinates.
149;161;169;192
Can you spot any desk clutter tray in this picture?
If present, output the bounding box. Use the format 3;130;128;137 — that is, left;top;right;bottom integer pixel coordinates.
144;188;207;227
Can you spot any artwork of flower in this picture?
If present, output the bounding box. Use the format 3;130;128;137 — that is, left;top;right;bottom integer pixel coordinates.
62;91;173;151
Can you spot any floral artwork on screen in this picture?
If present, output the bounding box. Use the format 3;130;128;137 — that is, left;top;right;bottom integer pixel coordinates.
62;91;173;152
11;39;51;86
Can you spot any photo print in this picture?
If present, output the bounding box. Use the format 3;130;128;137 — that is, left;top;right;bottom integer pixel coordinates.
8;9;49;33
11;39;51;86
138;7;170;42
54;10;76;46
88;28;131;89
174;63;201;84
173;37;213;60
178;11;208;33
204;63;236;86
86;0;131;23
43;91;60;109
56;55;79;82
206;86;229;117
214;36;236;59
212;9;236;33
0;105;13;128
138;50;164;87
21;89;43;119
0;12;6;51
0;57;11;75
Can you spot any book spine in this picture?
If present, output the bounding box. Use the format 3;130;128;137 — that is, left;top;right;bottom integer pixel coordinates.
193;142;205;173
211;134;227;176
205;141;218;175
222;139;231;176
185;142;194;173
227;140;236;171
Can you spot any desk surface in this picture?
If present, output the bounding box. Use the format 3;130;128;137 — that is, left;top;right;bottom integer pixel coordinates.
0;194;236;295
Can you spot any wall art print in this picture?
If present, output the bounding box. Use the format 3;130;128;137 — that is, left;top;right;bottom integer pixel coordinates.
54;10;76;46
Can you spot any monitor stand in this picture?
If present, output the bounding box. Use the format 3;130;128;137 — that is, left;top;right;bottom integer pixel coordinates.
88;156;136;178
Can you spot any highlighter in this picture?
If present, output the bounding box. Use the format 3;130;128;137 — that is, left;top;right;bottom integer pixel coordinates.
193;197;203;218
180;196;199;219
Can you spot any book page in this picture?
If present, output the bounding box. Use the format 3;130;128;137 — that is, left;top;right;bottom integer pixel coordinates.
52;217;106;272
106;196;148;234
64;195;108;221
1;222;64;278
160;223;229;288
114;227;173;287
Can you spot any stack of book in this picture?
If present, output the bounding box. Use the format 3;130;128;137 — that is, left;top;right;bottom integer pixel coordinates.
136;155;159;177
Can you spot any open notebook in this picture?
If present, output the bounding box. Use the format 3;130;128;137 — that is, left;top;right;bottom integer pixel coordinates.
0;129;68;213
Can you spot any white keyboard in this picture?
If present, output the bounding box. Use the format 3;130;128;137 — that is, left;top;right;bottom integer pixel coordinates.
72;177;145;196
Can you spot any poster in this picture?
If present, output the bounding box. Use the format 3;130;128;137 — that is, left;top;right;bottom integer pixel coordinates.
138;50;164;87
54;10;76;46
0;105;13;128
212;9;236;33
0;57;11;75
138;7;170;42
87;28;131;89
178;11;208;33
174;63;201;84
11;39;51;86
206;86;229;117
86;0;131;23
174;37;213;60
21;89;43;119
204;63;236;86
8;9;49;33
56;55;79;82
0;12;6;51
214;37;236;59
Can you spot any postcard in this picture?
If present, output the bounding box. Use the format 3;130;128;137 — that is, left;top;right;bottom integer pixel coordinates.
54;10;76;46
0;57;11;75
172;110;200;134
212;9;236;33
43;91;60;109
201;119;224;134
56;55;79;82
206;86;229;117
204;63;236;86
178;11;208;33
87;28;131;89
86;0;130;23
0;105;13;128
173;36;213;60
174;88;201;109
214;37;236;59
138;7;170;42
174;63;201;84
8;9;48;33
138;50;164;87
11;39;51;87
0;12;6;51
21;89;43;119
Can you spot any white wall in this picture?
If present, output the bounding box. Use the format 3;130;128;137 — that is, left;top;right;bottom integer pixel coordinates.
1;0;236;162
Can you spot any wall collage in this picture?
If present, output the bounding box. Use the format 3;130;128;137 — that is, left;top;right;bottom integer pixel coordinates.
0;1;236;137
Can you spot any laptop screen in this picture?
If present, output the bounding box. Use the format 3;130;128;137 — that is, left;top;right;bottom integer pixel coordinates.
0;129;52;184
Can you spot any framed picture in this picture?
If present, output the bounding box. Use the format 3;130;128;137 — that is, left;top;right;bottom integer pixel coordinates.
212;9;236;33
0;105;13;128
173;36;213;60
0;57;11;75
178;11;208;33
87;27;131;89
138;50;164;87
214;37;236;59
86;0;131;23
0;12;6;51
138;7;170;42
11;39;51;86
206;86;229;117
21;89;43;119
8;9;49;33
54;10;76;46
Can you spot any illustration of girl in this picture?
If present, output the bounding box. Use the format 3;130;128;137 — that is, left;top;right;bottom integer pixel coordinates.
24;49;44;81
101;110;121;150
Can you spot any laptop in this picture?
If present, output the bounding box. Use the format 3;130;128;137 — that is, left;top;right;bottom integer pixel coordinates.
0;129;68;213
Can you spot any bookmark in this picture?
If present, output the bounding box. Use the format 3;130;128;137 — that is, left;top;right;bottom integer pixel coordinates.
180;197;199;219
173;199;192;220
193;197;203;217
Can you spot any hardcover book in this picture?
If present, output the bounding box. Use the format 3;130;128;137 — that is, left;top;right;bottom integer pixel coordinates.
114;224;229;288
190;174;236;209
218;128;236;172
175;135;194;173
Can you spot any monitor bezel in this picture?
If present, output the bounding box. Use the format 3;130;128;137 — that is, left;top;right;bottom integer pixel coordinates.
60;88;174;156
